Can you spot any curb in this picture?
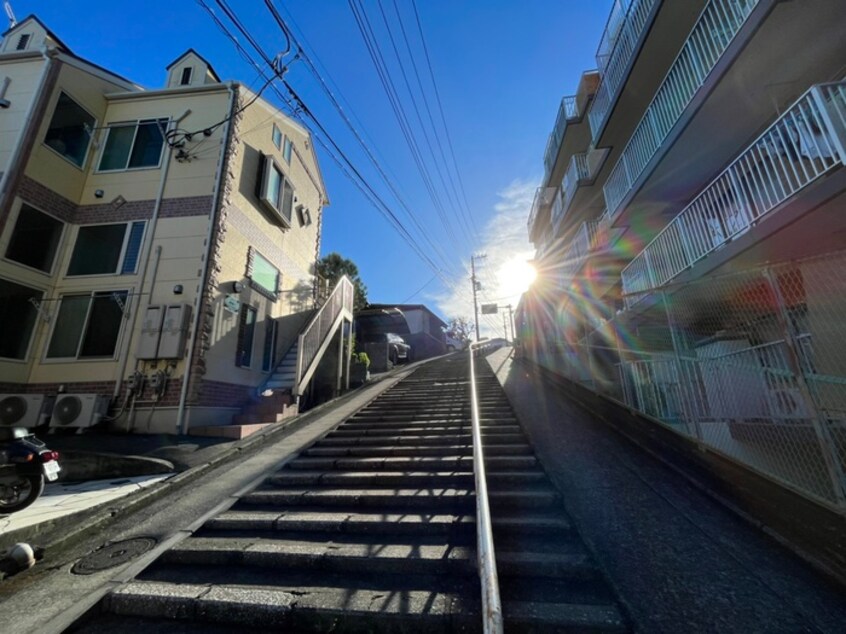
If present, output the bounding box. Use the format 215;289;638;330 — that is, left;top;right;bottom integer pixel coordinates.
0;362;422;554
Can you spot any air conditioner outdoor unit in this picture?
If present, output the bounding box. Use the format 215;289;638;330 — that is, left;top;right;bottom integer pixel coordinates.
765;388;811;422
0;394;56;428
50;394;110;430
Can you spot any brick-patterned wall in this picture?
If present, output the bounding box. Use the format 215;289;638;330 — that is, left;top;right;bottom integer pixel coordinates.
15;176;214;224
197;379;254;409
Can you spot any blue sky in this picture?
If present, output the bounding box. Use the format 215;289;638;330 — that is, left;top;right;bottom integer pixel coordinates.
13;0;610;335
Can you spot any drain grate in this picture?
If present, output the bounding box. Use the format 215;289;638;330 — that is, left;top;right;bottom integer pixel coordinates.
71;536;158;575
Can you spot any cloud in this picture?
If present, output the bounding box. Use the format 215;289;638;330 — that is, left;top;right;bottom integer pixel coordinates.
432;177;537;337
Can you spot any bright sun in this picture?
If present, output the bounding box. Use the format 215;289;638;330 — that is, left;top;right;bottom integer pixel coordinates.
498;257;537;297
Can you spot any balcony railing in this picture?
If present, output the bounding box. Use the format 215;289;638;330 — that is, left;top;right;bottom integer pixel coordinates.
604;0;761;220
621;82;846;306
588;0;658;141
555;220;601;291
527;186;557;237
561;153;591;218
543;95;579;182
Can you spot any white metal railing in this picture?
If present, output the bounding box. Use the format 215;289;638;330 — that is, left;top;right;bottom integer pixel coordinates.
621;81;846;305
294;275;354;395
555;220;601;290
596;0;630;74
468;341;504;634
543;95;579;182
561;153;591;217
604;0;761;219
527;186;557;236
589;0;658;141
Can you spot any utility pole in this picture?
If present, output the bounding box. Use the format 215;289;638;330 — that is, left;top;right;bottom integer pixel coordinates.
470;253;486;341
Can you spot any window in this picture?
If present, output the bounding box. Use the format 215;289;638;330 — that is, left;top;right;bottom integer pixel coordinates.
282;136;293;164
46;291;128;359
0;278;42;360
257;153;294;227
247;248;280;299
262;318;278;372
237;305;257;367
180;67;193;85
5;204;63;273
16;34;31;50
67;222;145;276
44;92;96;168
98;119;168;171
272;124;282;150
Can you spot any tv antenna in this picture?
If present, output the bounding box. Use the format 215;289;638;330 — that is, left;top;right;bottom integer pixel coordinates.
4;2;16;28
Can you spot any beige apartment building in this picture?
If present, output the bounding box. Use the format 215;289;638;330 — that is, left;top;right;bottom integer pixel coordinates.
519;0;846;511
0;16;352;435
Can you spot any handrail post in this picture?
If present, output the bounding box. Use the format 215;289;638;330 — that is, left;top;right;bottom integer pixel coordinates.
468;341;504;633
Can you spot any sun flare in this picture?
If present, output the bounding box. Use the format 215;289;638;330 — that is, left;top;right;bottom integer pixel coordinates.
498;257;537;297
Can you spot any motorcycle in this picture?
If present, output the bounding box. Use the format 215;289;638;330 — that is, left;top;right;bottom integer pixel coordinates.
0;427;61;514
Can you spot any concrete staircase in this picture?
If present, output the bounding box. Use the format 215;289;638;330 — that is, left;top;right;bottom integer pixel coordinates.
75;355;629;632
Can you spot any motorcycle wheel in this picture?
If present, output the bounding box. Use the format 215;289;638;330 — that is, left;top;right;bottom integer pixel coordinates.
0;474;45;514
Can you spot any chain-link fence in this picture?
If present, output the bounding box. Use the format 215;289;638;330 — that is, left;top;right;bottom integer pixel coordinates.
521;250;846;512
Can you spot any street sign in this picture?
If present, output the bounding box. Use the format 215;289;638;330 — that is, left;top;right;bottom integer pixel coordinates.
481;304;498;314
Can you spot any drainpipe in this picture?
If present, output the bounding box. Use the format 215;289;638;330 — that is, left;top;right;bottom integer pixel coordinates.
111;117;180;402
176;81;238;435
0;47;56;217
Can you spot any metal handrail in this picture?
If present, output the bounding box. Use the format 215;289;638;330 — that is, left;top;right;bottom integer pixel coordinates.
468;341;503;634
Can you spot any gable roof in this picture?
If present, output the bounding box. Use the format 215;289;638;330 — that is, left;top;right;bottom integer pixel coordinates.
165;48;220;81
2;14;72;52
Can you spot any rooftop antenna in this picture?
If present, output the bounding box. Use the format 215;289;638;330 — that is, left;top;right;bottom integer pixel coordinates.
4;2;16;28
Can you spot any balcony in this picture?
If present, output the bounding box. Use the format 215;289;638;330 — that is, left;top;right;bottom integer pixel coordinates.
527;186;558;244
604;0;762;221
621;82;846;307
554;220;602;292
588;0;659;142
542;96;579;183
560;153;590;219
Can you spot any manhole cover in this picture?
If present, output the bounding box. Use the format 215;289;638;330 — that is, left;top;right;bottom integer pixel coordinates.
71;536;158;575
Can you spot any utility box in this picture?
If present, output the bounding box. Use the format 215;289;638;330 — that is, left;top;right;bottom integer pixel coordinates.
137;305;165;360
158;304;192;359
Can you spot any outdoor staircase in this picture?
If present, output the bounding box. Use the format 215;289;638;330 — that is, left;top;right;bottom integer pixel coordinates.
231;277;355;430
75;354;629;632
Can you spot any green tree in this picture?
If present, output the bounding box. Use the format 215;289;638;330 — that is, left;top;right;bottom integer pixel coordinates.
316;252;369;311
445;317;473;345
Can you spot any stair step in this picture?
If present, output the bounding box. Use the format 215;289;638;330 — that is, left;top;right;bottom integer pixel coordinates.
303;444;531;458
287;455;537;471
161;536;600;579
204;509;571;536
265;470;547;488
238;487;559;511
317;432;526;446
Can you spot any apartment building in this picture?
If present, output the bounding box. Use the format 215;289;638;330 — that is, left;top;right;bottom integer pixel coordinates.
519;0;846;511
0;16;353;435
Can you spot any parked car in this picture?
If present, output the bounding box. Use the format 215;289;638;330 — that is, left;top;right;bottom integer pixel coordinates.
444;335;466;352
361;332;412;366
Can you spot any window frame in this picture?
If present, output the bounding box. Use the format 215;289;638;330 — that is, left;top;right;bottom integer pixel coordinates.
246;247;281;301
257;153;294;228
2;202;65;276
42;289;130;362
65;221;146;278
180;67;193;85
0;276;45;362
272;124;282;150
282;136;293;164
42;91;97;170
96;118;170;173
236;305;258;369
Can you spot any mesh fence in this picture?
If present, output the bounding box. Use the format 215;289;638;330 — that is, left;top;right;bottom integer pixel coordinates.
522;250;846;511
